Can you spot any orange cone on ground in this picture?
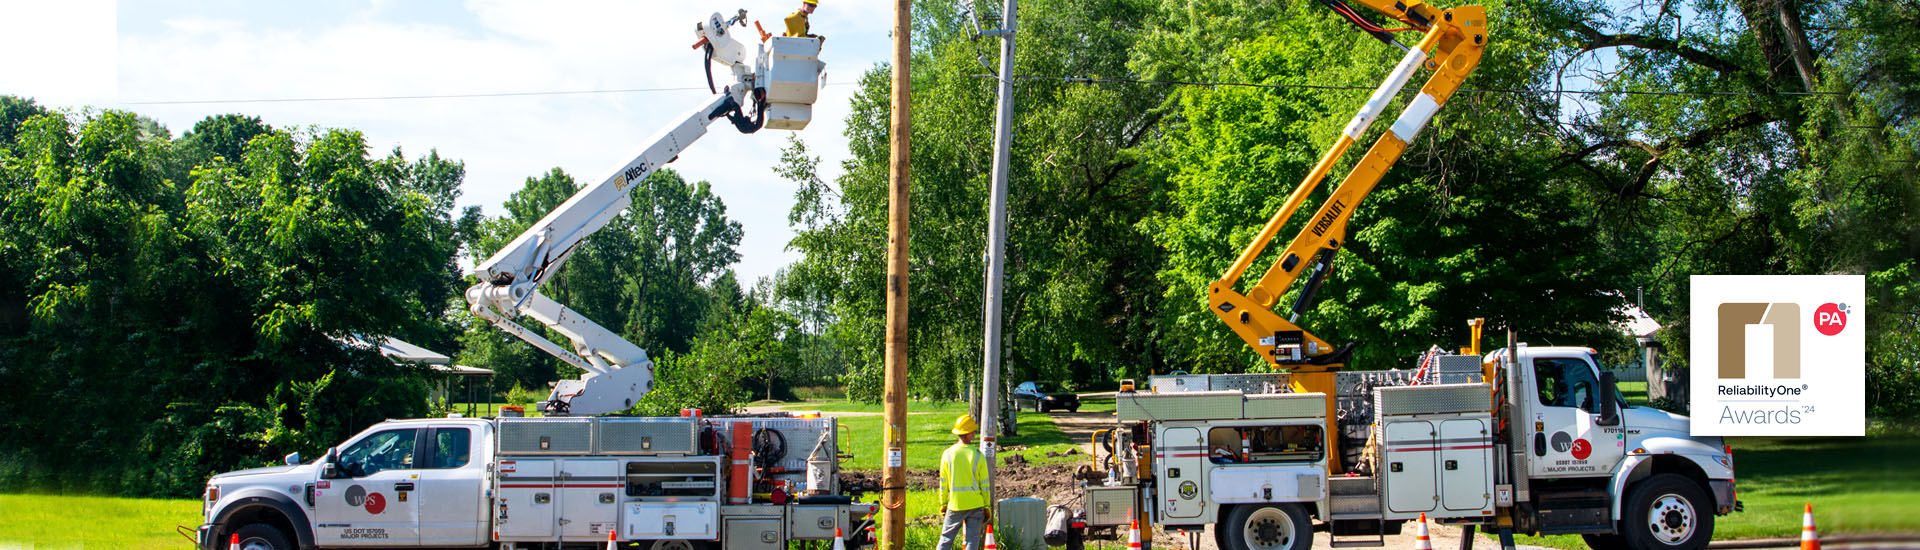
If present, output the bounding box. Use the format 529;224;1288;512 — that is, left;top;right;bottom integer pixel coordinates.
1413;513;1433;550
832;526;847;550
984;523;999;550
607;528;618;550
1802;503;1820;550
1127;515;1143;549
229;533;240;550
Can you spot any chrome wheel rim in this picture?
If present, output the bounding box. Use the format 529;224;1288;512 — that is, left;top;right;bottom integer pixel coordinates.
650;540;696;550
1242;507;1298;550
239;537;274;550
1648;493;1697;545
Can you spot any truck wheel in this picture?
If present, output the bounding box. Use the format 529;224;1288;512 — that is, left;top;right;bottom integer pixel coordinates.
230;523;292;550
1220;503;1312;550
1582;533;1629;550
647;540;708;550
1620;474;1714;550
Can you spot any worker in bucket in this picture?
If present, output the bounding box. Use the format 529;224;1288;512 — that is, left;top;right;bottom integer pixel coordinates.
937;414;991;550
783;0;825;42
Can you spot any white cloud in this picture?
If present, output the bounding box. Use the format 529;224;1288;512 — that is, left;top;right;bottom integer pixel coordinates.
98;0;901;287
0;0;118;102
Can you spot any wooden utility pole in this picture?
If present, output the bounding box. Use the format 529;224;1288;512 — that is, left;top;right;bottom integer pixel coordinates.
879;0;912;547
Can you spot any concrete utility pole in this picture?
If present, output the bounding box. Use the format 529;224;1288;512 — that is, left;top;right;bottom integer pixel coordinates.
976;0;1018;514
879;0;912;546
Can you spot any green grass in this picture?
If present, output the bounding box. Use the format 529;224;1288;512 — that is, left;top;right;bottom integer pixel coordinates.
1618;381;1648;406
0;494;202;549
831;405;1078;549
1512;429;1920;549
779;400;973;414
792;385;848;401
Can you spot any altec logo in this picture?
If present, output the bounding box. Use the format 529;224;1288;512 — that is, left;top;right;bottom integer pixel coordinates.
1691;276;1864;436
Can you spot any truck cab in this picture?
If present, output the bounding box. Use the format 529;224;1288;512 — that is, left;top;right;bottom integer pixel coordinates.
1500;345;1736;550
198;418;493;550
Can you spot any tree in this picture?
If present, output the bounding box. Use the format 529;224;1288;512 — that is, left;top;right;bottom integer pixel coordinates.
456;167;744;391
0;108;465;496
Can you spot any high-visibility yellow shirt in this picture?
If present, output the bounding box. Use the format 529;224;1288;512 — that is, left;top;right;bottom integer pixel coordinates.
784;10;810;37
938;441;990;511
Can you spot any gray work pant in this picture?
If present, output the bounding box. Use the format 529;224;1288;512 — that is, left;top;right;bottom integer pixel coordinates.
936;507;988;550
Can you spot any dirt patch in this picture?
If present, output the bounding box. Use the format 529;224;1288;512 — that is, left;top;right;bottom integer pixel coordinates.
840;451;1084;509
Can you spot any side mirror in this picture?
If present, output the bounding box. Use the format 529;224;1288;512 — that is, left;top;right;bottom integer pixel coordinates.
284;452;301;466
320;447;342;479
1596;372;1621;426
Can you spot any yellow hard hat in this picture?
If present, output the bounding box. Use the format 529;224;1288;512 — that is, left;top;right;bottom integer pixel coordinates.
802;0;818;5
952;414;979;435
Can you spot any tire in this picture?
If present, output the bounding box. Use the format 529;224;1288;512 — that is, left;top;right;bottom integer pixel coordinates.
1619;473;1714;550
1038;402;1050;413
647;540;710;550
230;523;292;550
1219;503;1313;550
1069;405;1080;413
1583;533;1630;550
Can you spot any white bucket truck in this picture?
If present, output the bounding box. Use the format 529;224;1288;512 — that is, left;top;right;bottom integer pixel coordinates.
1074;342;1738;550
196;414;873;550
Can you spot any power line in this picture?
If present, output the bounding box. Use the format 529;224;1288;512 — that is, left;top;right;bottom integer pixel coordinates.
120;82;860;106
980;74;1847;98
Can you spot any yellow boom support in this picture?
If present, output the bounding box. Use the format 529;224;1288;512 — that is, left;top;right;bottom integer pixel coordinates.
1208;0;1487;471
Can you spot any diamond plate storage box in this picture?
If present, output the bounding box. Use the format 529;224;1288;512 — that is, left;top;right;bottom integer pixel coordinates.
1434;355;1485;384
498;418;595;454
1207;373;1292;394
1373;383;1491;417
1243;393;1327;419
1117;391;1243;421
598;417;699;455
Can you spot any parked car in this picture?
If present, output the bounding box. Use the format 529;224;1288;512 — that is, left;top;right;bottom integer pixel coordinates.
1012;381;1080;413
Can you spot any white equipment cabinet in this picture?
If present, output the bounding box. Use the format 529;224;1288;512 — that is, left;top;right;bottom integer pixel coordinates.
1374;384;1495;521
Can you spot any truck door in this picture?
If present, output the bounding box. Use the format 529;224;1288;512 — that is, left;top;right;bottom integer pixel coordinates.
417;425;487;546
1522;354;1619;478
1158;427;1207;520
314;427;423;546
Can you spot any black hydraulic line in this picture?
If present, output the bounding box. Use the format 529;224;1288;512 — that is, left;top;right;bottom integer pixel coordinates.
1288;248;1338;323
703;45;718;95
1316;0;1408;49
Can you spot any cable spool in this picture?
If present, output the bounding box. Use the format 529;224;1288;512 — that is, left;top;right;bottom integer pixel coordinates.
753;428;787;469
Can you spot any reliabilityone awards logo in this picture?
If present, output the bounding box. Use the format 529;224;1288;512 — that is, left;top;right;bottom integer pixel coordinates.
1689;275;1865;436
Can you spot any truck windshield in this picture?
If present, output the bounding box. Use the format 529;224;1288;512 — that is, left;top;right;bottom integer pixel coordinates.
339;429;417;477
1533;357;1598;411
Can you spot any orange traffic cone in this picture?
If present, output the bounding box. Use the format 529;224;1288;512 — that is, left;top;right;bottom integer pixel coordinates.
229;533;240;550
1802;503;1820;550
984;523;999;550
832;526;847;550
1414;513;1433;550
1127;515;1143;549
607;528;618;550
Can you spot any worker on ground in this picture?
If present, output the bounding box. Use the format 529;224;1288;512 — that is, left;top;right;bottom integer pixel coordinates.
784;0;824;42
937;414;991;550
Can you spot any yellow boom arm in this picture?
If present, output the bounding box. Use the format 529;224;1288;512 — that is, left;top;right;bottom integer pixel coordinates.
1210;0;1487;371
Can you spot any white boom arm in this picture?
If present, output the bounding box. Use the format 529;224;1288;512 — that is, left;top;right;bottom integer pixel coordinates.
465;10;821;415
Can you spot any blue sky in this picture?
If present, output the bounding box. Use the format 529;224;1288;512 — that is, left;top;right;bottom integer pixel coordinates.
1;0;896;286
